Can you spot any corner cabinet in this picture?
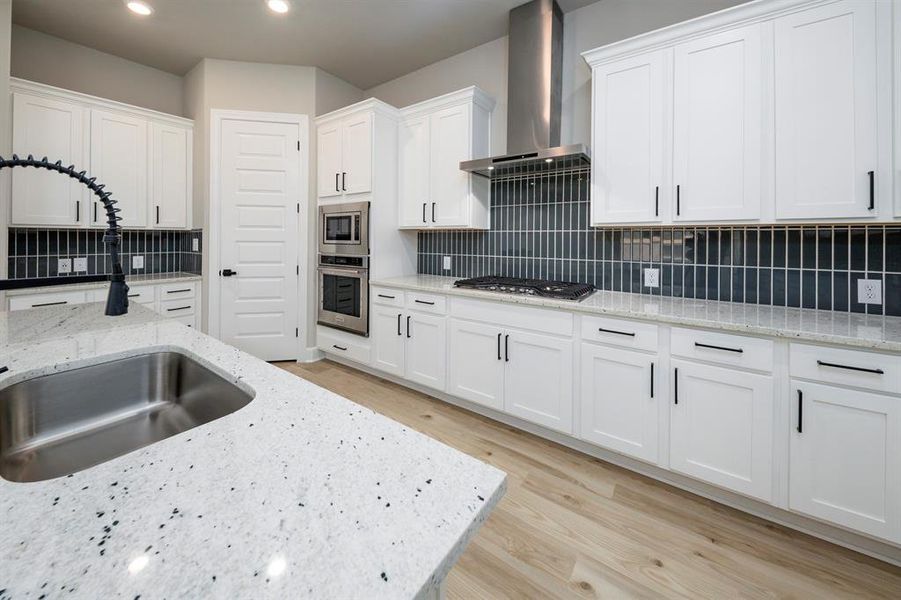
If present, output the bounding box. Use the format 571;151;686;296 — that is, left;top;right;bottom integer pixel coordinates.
398;87;495;229
583;0;894;225
10;79;193;229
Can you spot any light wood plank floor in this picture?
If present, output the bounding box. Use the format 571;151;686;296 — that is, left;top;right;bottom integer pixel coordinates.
277;359;901;599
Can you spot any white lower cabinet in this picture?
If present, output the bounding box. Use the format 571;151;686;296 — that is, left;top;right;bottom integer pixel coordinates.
670;359;774;502
371;306;446;391
790;381;901;543
447;319;505;411
580;344;658;463
371;306;405;377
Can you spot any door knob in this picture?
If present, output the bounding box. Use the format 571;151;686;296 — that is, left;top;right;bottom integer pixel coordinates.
220;269;238;277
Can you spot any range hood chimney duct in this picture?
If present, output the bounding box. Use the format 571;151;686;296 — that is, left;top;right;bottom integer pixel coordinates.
461;0;589;178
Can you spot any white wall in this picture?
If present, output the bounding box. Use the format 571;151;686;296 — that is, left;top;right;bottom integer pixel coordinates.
366;0;748;152
10;26;184;116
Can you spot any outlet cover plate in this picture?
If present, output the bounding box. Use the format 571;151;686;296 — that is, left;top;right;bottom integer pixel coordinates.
73;257;87;272
644;268;660;288
132;255;145;269
443;256;452;271
857;279;882;305
57;258;71;274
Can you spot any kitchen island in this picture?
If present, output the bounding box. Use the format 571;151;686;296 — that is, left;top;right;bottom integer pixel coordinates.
0;303;506;599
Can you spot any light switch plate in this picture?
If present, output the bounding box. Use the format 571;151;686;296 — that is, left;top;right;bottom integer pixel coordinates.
73;257;87;272
57;258;71;274
644;268;660;288
192;238;199;252
132;255;145;269
857;279;882;305
443;256;452;271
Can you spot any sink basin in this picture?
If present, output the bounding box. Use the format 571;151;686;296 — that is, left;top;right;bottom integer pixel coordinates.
0;351;254;483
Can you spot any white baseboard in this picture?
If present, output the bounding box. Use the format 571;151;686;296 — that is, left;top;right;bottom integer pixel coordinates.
296;346;324;363
321;352;901;568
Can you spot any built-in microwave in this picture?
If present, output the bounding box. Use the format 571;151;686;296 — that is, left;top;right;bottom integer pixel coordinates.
319;201;369;256
317;254;369;336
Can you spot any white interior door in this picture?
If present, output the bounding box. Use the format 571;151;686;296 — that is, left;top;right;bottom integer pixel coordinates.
218;117;301;361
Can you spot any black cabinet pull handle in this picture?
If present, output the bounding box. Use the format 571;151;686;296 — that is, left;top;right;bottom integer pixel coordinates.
497;333;502;361
127;293;140;298
674;368;679;404
797;389;803;433
598;327;635;337
650;362;655;399
414;299;435;306
167;288;191;294
695;342;743;354
406;315;411;338
397;313;402;336
431;202;436;222
75;201;80;222
816;360;884;375
868;171;875;210
166;306;191;312
94;202;98;223
335;173;339;192
32;300;67;307
156;205;160;224
422;203;426;223
378;294;395;299
505;334;509;362
342;172;346;191
676;185;681;216
332;344;347;351
654;186;659;217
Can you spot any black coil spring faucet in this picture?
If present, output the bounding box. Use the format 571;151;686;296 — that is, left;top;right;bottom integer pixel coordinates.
0;154;129;316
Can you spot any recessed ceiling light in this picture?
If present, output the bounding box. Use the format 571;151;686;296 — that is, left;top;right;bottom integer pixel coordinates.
125;1;153;16
267;0;290;13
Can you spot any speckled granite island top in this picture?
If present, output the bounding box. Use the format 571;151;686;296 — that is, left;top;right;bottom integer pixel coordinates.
0;303;506;599
372;274;901;353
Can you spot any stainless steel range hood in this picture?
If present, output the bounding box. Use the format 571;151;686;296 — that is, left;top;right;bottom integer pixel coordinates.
460;0;589;178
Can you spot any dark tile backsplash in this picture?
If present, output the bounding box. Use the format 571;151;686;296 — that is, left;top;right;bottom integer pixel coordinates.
417;169;901;317
8;228;203;279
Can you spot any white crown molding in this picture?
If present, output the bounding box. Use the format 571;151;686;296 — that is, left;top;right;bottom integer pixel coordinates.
399;85;497;119
314;97;401;124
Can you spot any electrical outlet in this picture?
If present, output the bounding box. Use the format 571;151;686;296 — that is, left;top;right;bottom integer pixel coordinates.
644;268;660;288
132;255;145;269
192;238;199;252
73;257;88;272
57;258;71;274
857;279;882;305
443;256;452;271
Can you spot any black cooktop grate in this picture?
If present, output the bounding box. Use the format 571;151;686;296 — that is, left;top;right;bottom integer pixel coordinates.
454;276;594;301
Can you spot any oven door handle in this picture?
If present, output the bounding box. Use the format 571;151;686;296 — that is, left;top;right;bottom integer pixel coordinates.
317;267;366;276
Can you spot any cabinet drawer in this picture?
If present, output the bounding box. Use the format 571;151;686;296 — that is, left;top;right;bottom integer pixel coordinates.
159;298;195;317
581;315;658;352
405;291;446;314
8;290;87;311
790;344;901;395
158;282;196;300
170;314;196;328
126;284;156;305
318;329;371;364
451;296;573;337
672;327;773;372
372;286;404;307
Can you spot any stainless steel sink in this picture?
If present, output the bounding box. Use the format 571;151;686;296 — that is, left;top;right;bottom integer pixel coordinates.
0;351;254;483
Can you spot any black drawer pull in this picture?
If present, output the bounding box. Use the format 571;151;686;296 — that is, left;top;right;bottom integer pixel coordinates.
650;362;655;399
797;389;803;433
128;293;141;298
816;360;884;375
166;306;191;312
497;333;502;361
695;342;743;354
414;299;435;306
32;300;68;307
332;344;347;351
378;294;396;299
598;327;635;337
673;368;679;404
166;288;192;294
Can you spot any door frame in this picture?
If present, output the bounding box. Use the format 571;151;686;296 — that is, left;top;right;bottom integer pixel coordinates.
208;109;309;359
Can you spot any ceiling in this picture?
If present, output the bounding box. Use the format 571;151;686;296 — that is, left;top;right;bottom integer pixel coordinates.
11;0;598;90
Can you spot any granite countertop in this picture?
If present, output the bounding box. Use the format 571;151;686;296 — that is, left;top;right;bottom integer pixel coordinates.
4;272;202;297
0;303;506;599
372;274;901;353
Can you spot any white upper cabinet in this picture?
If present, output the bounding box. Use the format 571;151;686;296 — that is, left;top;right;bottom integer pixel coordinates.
398;87;495;229
673;24;762;222
774;0;878;219
590;51;667;225
11;92;87;226
9;79;193;230
316;111;372;200
150;122;191;229
90;109;148;228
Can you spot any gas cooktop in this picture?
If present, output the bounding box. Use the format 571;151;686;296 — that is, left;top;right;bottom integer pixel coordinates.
453;276;594;301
